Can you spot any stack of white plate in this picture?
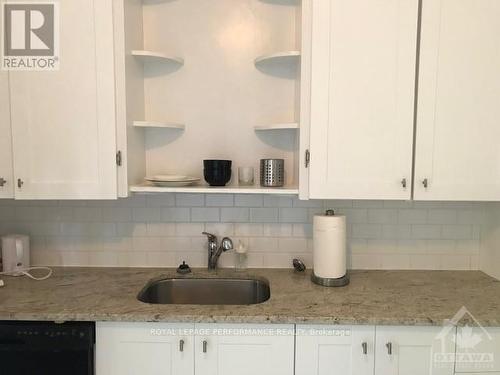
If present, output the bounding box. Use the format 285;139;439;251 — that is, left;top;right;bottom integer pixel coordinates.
145;175;200;187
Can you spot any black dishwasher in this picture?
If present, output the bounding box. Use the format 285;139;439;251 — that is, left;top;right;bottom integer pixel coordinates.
0;321;95;375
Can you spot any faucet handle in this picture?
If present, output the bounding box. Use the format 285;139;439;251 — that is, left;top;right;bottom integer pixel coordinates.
202;232;217;242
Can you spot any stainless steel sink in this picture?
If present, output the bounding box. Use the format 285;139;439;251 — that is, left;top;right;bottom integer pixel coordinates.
137;277;271;305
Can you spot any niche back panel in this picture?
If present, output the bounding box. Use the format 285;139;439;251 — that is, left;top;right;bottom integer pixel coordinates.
142;0;300;187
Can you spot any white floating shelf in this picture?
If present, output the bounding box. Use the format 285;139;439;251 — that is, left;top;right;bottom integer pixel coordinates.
133;121;185;130
130;184;299;195
254;51;301;65
132;50;184;65
254;123;299;131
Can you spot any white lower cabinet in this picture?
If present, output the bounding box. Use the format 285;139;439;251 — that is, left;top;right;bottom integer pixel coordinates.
195;324;294;375
295;325;375;375
96;323;294;375
296;325;456;375
455;327;500;373
96;322;195;375
375;326;455;375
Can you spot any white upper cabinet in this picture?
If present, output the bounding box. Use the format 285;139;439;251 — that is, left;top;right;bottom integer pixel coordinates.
0;71;14;199
96;322;195;375
295;325;375;375
414;0;500;201
8;0;117;200
306;0;419;200
375;326;455;375
195;324;295;375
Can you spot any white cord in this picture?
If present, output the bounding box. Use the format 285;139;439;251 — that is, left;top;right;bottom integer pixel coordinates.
0;267;53;281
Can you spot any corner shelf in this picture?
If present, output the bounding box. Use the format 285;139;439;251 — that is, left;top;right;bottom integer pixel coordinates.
133;121;185;130
130;184;299;195
254;123;299;131
132;50;184;65
254;51;300;65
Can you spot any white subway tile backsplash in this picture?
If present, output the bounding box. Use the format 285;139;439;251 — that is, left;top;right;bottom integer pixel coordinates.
160;207;190;222
263;224;292;237
205;194;234;207
234;223;263;236
175;194;204;207
250;208;279;223
133;207;161;222
427;209;457;224
0;196;488;271
146;223;176;236
279;208;308;223
175;223;204;236
191;207;220;222
367;209;398;224
411;225;441;239
235;194;263;207
263;195;294;208
398;209;427;224
352;224;382;239
441;225;472;239
73;207;102;222
146;194;175;207
220;208;249;223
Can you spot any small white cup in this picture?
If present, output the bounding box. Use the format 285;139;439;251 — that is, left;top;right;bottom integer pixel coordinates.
238;167;255;186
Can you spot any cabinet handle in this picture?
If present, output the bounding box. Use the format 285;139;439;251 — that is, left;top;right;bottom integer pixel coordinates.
202;340;207;353
401;178;407;189
386;342;393;355
0;178;6;187
179;339;184;352
362;342;368;355
422;178;428;188
17;179;24;188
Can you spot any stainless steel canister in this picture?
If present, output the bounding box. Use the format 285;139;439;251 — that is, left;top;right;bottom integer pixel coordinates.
260;159;285;187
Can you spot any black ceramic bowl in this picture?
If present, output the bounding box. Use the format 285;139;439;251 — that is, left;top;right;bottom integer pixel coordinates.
203;160;232;187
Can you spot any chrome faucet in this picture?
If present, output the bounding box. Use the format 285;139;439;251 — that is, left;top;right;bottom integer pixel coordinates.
202;232;233;270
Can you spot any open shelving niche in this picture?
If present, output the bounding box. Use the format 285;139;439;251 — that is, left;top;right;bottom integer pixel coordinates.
116;0;302;196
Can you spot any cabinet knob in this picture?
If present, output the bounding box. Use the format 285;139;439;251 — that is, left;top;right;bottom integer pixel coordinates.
386;342;393;355
0;178;6;187
202;340;208;353
401;178;407;189
17;179;24;188
422;178;428;188
362;342;368;355
179;339;184;352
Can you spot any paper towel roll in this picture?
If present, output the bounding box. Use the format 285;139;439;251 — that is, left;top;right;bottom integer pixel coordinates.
313;213;346;279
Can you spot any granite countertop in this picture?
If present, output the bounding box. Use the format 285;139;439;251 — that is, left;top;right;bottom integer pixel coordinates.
0;267;499;326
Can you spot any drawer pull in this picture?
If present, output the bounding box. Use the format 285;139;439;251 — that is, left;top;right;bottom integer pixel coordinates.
386;342;393;355
203;340;207;353
179;339;184;352
362;342;368;355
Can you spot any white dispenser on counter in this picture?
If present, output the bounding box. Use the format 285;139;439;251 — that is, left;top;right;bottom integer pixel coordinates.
312;210;349;287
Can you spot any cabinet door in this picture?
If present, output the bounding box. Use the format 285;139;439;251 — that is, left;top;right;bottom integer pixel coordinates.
375;326;455;375
96;322;194;375
295;325;375;375
0;71;14;199
415;0;500;201
308;0;418;200
9;0;117;200
195;324;294;375
455;327;500;373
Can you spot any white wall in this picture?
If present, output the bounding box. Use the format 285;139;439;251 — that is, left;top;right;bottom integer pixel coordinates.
480;203;500;279
0;196;487;270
